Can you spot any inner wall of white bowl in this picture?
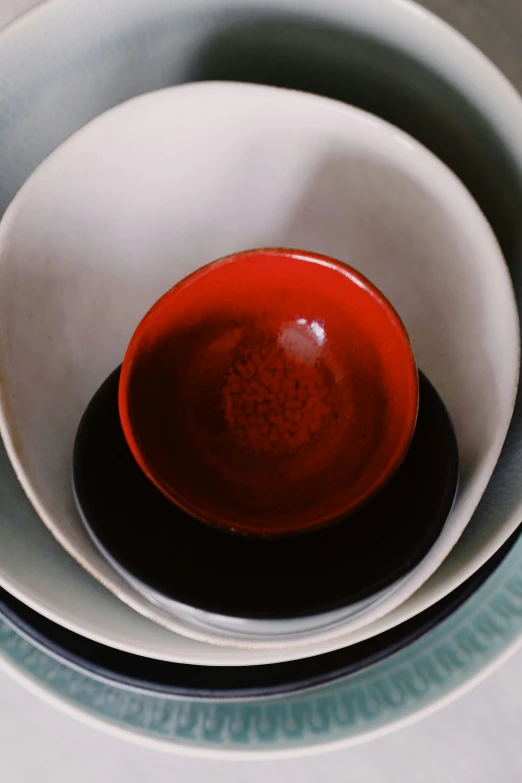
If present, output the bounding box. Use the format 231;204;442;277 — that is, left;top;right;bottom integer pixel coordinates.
0;0;521;662
0;80;516;648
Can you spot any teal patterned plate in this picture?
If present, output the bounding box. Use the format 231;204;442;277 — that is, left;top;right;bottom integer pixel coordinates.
2;536;522;758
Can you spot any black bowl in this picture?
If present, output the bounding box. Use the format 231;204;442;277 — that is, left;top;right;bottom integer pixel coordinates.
72;367;458;620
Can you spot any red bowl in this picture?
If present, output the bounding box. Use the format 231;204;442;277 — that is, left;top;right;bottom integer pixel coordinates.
119;248;418;537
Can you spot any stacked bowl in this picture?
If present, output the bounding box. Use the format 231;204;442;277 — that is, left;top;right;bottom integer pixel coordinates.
1;0;522;758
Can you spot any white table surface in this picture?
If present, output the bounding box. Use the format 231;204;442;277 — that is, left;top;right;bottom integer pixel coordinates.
1;0;522;779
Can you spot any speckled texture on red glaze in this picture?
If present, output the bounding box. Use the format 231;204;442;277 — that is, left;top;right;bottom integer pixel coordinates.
119;249;418;536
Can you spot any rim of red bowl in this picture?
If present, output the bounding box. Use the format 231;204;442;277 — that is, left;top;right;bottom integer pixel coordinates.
118;248;419;535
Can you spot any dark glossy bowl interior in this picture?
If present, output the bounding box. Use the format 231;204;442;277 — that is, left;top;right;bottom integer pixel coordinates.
73;367;458;620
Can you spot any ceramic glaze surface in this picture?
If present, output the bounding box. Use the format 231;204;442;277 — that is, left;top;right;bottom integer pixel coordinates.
119;248;418;536
0;0;521;664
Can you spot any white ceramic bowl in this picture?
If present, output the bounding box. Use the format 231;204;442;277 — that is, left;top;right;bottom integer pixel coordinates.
0;80;517;648
0;0;521;663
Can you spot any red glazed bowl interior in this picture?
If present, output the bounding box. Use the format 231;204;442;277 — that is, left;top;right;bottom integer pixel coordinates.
119;248;418;537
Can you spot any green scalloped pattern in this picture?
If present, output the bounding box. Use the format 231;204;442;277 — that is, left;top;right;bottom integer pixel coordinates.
2;538;522;754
